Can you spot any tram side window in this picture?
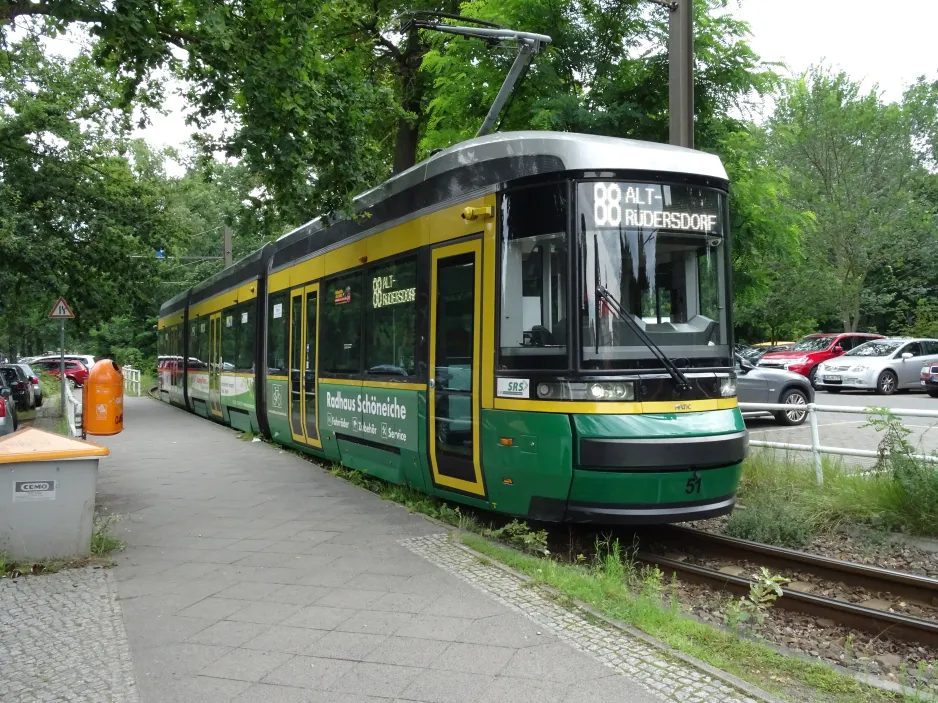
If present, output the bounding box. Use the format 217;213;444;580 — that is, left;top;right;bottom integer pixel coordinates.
222;309;237;372
365;257;417;377
235;302;254;372
499;183;569;370
268;292;288;375
321;272;362;373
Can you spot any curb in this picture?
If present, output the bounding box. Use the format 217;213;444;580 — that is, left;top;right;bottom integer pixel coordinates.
450;534;787;703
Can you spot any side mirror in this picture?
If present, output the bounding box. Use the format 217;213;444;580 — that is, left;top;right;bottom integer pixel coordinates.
833;345;844;354
901;352;913;360
0;387;11;398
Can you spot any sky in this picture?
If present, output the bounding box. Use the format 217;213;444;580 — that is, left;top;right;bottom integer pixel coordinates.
40;1;938;166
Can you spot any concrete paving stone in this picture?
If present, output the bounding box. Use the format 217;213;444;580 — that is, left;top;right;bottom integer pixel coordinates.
343;572;412;593
199;647;294;682
399;669;496;703
293;570;367;588
163;537;245;551
457;614;558;648
336;609;415;636
562;675;666;703
116;575;183;599
215;581;289;601
130;547;257;565
211;565;305;584
389;573;465;596
136;642;231;680
476;675;568;703
243;625;329;655
188;620;272;647
253;522;323;540
317;588;387;609
120;590;220;622
113;558;183;580
291;529;343;544
423;592;507;619
262;655;356;689
365;591;431;614
282;604;357;630
235;552;336;572
309;630;388;660
226;600;303;624
135;674;251;703
363;635;447;667
265;584;333;605
330;661;424;698
125;614;217;650
430;642;516;675
502;642;614;684
230;683;318;703
227;539;279;552
156;561;226;582
394;614;474;642
176;596;249;620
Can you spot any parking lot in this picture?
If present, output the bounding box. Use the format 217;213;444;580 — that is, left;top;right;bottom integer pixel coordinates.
745;389;938;466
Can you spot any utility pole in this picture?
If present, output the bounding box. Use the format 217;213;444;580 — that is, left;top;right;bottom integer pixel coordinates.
667;0;694;148
223;226;233;267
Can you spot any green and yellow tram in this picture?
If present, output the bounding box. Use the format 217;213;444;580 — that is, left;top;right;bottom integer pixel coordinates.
158;131;747;523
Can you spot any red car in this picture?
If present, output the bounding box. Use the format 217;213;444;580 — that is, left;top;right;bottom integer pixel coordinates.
757;332;884;385
35;359;89;388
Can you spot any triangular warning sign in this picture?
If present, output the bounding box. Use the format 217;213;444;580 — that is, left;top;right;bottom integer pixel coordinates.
48;297;75;319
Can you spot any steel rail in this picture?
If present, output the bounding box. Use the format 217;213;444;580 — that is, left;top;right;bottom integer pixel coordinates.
637;526;938;647
655;525;938;606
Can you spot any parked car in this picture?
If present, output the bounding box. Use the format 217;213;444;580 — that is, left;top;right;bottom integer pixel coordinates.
817;338;938;395
736;354;814;425
0;378;18;435
6;362;42;407
32;354;96;370
923;362;938;398
34;358;89;388
757;332;884;386
0;364;35;410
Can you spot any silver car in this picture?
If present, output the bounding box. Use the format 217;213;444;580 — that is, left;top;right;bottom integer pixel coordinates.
0;382;18;435
736;355;814;425
816;338;938;395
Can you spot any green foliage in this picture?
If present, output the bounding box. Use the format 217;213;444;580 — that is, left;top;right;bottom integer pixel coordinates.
485;520;549;556
90;515;124;556
725;568;789;632
726;500;815;548
864;409;938;536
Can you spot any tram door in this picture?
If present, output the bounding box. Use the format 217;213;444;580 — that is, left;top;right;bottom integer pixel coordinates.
208;312;222;417
428;240;486;497
288;284;321;448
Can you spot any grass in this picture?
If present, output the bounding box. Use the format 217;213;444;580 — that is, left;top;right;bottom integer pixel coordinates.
0;516;124;579
460;533;911;703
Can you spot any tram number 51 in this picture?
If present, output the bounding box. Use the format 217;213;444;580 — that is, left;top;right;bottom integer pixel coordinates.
685;473;702;495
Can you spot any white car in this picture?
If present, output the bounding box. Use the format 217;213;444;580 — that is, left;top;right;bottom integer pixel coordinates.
816;338;938;395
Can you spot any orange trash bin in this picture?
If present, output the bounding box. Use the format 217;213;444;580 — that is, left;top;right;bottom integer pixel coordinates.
82;360;124;436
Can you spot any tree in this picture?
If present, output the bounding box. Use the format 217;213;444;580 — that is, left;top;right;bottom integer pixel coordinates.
768;68;932;332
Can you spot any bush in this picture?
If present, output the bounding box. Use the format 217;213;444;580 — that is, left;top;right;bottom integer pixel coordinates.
726;500;815;547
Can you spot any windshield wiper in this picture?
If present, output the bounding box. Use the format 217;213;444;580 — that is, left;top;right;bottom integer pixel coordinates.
595;284;692;392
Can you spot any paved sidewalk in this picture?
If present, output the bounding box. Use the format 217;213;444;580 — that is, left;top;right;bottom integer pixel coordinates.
3;396;765;702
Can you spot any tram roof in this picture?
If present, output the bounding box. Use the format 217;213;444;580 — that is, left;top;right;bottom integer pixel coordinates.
270;131;728;268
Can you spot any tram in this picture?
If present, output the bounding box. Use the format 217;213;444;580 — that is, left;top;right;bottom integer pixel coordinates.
158;131;747;523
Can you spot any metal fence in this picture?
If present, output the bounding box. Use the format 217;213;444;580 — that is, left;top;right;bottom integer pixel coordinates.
123;366;141;396
64;380;81;438
739;402;938;485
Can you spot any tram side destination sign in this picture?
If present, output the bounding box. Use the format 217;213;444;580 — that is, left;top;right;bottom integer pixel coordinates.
320;382;419;452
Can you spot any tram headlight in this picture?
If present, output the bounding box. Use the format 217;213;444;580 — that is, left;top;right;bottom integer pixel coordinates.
587;382;634;401
536;383;553;398
720;375;737;398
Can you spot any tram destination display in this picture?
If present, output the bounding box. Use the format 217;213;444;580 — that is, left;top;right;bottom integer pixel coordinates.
580;182;723;234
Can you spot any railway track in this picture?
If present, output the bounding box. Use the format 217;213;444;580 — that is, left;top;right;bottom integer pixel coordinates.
638;525;938;648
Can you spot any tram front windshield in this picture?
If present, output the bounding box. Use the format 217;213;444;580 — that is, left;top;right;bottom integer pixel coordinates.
498;180;730;372
578;182;729;370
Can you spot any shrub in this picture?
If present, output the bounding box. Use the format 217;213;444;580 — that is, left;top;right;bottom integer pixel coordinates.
726;500;815;547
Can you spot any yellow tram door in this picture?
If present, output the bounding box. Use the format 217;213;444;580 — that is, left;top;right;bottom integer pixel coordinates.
288;284;321;448
428;239;486;497
208;312;222;417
